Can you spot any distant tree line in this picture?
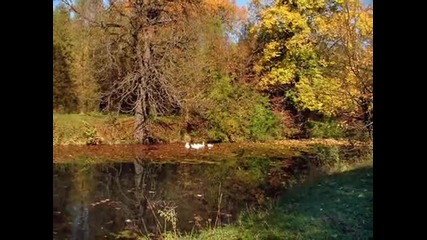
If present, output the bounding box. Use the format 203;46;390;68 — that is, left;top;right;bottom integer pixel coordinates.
53;0;372;142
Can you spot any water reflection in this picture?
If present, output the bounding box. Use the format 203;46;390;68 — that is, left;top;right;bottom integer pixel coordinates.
53;156;308;239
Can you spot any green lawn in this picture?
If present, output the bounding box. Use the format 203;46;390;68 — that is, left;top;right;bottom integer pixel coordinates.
53;113;185;145
183;164;373;240
53;113;135;145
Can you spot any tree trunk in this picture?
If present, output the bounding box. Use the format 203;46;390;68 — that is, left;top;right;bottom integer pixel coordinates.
360;98;373;139
134;16;155;144
134;98;146;143
134;14;153;144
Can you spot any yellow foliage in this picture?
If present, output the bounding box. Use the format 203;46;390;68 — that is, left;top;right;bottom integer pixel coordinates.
263;41;282;61
296;75;358;116
253;0;372;118
259;5;309;34
289;0;327;10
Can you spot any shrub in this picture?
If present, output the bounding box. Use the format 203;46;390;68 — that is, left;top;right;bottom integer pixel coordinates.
312;144;341;167
307;118;345;139
248;99;282;141
206;72;282;142
82;121;102;145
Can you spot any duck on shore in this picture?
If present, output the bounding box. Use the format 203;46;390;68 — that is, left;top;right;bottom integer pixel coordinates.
184;141;214;150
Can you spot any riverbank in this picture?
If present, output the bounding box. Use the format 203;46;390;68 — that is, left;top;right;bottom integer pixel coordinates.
54;113;192;145
53;113;364;146
53;140;369;164
181;160;373;239
54;113;372;239
108;157;372;240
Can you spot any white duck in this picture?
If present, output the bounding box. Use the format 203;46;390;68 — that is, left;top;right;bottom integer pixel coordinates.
185;142;204;149
191;142;205;149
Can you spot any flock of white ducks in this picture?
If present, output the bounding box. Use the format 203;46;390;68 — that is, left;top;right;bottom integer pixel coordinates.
185;142;214;150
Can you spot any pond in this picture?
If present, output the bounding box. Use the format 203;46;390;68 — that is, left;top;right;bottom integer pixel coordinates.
53;143;314;239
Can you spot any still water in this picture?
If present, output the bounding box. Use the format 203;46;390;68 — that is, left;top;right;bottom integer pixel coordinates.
53;145;309;239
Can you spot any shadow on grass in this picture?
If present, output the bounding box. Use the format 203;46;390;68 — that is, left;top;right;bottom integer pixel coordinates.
191;166;373;240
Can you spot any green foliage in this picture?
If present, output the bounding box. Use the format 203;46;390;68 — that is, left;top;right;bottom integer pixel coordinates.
185;164;373;240
307;118;345;139
311;144;341;167
53;6;79;113
82;121;102;145
206;73;247;142
248;100;282;141
53;113;133;145
206;128;229;143
53;116;83;144
233;157;272;188
206;72;282;142
70;15;102;113
112;230;143;239
52;0;372;142
53;44;79;113
53;3;103;113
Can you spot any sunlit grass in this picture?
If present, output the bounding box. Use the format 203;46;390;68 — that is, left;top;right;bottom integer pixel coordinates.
187;161;373;240
113;159;372;239
53;113;134;145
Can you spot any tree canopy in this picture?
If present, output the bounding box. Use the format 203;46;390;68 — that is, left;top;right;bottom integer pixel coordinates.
53;0;373;142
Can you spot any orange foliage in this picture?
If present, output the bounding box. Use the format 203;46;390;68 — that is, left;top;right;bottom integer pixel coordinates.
203;0;247;23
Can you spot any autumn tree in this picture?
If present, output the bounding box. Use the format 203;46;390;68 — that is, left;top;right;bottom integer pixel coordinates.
69;0;104;113
166;1;273;142
165;0;248;118
311;0;373;132
63;0;202;143
55;0;287;142
252;0;373;135
53;5;79;113
228;0;272;86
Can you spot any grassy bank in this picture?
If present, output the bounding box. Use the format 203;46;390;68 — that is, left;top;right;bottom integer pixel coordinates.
53;113;133;145
53;113;367;146
187;162;373;240
53;114;372;239
53;112;280;145
53;113;185;145
125;156;370;240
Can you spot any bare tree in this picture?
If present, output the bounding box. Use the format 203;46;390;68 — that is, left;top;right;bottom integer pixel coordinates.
63;0;196;143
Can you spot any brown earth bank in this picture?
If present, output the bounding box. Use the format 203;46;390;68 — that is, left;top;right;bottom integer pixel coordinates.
53;139;368;163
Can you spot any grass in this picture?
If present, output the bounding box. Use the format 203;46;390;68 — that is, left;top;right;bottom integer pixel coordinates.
53;113;367;147
188;161;373;240
142;157;371;240
117;158;372;240
53;113;187;145
53;113;135;145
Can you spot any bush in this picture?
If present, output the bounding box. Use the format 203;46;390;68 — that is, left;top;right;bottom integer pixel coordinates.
205;72;282;142
206;128;229;142
307;118;345;139
82;121;102;145
248;99;282;141
312;144;341;167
